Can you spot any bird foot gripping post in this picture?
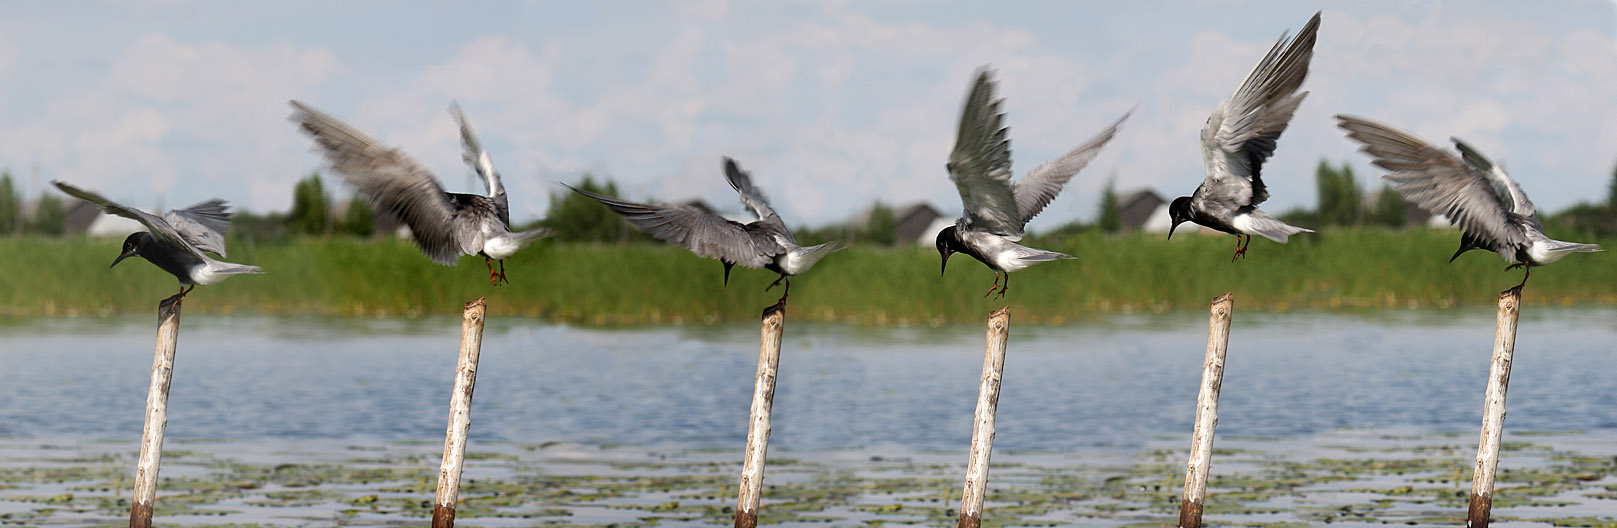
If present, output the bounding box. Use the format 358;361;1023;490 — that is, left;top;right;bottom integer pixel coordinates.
1467;288;1521;528
129;293;186;528
958;307;1011;528
1179;293;1233;528
735;303;786;528
432;298;487;528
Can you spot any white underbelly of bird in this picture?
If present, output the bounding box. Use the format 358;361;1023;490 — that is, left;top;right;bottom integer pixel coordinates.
188;262;229;285
482;234;525;260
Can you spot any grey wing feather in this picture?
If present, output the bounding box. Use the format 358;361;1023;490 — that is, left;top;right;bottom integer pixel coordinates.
723;157;792;243
165;199;232;257
450;102;510;225
1013;109;1130;226
565;184;778;268
51;180;207;260
1453;139;1536;221
1335;115;1527;251
1200;11;1319;208
947;69;1022;237
291;100;465;266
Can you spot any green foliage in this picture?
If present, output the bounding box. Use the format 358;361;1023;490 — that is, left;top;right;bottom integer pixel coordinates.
288;173;330;236
30;192;64;236
1369;185;1406;228
1315;159;1361;226
1545;203;1617;238
232;211;290;243
542;174;650;243
4;229;1615;321
863;201;896;246
0;171;18;234
341;196;374;237
1609;163;1617;212
1097;176;1121;233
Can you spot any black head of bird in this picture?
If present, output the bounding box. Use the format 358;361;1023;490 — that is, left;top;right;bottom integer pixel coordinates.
112;232;150;268
935;226;957;276
1166;196;1193;240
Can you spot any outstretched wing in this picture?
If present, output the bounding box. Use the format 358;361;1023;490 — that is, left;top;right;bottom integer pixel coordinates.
450;102;510;225
565;184;778;268
1199;11;1320;208
165;199;232;257
290;100;464;266
947;69;1022;237
1453;139;1537;222
1012;109;1131;226
1336;115;1528;252
52;180;208;260
722;157;792;243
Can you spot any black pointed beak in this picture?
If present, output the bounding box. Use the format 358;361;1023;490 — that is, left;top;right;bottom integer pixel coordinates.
940;251;951;277
111;250;135;269
1167;222;1179;240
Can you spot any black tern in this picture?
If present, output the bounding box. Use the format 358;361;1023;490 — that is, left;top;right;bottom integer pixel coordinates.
290;101;550;285
52;180;262;297
1168;11;1320;261
935;69;1129;299
565;157;843;301
1336;115;1603;291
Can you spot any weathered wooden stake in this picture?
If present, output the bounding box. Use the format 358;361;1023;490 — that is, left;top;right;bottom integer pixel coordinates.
1179;293;1233;528
958;306;1010;528
735;302;786;528
1467;288;1521;528
129;293;185;528
432;298;487;528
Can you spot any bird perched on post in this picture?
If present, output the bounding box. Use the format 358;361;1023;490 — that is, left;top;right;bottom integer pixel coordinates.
1336;115;1602;292
1167;11;1320;260
290;101;549;285
935;68;1129;299
566;157;842;303
52;180;262;298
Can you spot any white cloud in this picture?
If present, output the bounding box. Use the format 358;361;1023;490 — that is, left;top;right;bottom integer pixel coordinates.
0;33;338;212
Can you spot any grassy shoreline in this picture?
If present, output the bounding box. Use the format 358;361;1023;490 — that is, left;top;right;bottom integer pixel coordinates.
3;229;1613;323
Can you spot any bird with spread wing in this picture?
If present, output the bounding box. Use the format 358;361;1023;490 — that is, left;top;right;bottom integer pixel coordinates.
935;68;1130;299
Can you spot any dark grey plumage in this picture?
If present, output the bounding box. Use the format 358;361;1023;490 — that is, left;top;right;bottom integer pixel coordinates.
1336;114;1601;290
1169;11;1320;258
938;68;1129;298
290;101;549;283
566;157;841;294
52;180;262;295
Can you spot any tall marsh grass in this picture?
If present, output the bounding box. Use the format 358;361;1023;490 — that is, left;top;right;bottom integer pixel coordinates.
2;229;1611;323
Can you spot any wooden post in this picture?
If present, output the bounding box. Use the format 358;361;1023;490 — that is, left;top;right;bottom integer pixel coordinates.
1179;293;1233;528
432;298;487;528
129;293;184;528
1467;288;1521;528
958;307;1010;528
734;303;785;528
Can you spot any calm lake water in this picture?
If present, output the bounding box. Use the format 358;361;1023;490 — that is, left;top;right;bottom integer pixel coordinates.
2;306;1614;451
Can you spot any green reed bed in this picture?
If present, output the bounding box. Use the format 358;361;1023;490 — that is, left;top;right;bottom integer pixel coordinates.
1;229;1612;323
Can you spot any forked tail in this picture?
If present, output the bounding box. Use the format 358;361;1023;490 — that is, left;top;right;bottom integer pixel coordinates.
788;240;846;274
1242;212;1313;243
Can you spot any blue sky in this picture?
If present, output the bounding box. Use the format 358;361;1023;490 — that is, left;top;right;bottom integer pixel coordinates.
1;0;1612;231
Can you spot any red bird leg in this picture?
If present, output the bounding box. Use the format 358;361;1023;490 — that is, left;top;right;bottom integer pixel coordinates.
995;272;1010;300
1231;235;1249;261
983;272;1001;297
498;259;509;285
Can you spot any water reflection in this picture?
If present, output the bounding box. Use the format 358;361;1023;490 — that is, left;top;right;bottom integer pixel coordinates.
1;307;1613;451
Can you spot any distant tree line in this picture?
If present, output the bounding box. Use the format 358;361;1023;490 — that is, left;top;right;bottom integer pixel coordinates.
5;162;1617;243
0;171;66;236
1271;159;1409;229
